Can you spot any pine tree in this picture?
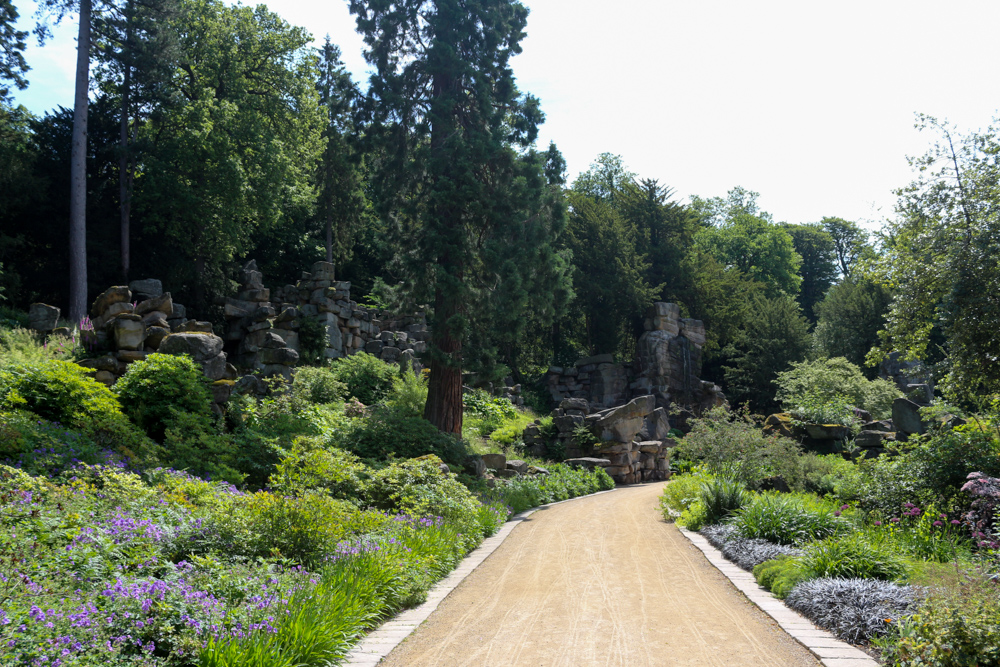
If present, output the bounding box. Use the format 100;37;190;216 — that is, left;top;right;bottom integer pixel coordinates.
349;0;563;434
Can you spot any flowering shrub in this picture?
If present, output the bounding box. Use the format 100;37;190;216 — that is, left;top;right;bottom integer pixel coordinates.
962;472;1000;550
867;501;970;562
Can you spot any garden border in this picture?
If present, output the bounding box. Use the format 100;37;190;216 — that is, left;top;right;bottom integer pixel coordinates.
344;487;621;666
678;527;879;667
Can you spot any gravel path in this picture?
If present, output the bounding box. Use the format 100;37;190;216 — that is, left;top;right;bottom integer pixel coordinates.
379;481;821;667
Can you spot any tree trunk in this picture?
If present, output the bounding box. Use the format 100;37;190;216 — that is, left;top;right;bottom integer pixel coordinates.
119;3;133;283
423;283;463;435
68;0;92;322
422;65;465;435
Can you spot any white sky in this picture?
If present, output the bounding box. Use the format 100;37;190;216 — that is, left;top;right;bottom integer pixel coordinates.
12;0;1000;229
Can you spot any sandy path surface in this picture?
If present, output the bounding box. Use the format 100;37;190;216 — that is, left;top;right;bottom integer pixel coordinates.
380;482;820;667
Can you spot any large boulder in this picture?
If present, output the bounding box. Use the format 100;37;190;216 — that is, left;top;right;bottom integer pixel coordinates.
639;407;671;441
28;303;60;331
481;453;506;471
135;292;173;317
110;314;145;350
128;279;163;299
646;302;680;335
159;332;224;362
892;398;925;436
259;347;299;366
592;395;655;443
91;286;131;318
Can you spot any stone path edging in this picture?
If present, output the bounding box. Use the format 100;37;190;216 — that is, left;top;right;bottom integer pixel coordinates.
344;487;620;667
679;527;879;667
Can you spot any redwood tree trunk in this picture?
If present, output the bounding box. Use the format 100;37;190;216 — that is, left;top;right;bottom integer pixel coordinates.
68;0;92;322
423;283;464;435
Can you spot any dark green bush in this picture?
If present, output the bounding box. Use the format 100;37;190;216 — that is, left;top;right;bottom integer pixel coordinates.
674;407;803;488
856;423;1000;517
729;492;845;545
296;316;329;366
698;477;751;525
801;533;908;581
753;556;809;599
328;352;399;405
291;366;346;405
337;407;467;465
162;410;243;485
113;353;214;441
0;359;124;426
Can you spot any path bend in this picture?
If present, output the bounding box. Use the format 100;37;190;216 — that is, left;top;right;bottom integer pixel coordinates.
380;482;820;667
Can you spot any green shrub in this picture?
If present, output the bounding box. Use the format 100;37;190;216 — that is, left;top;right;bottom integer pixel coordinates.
674;406;803;488
699;477;751;525
475;463;613;514
162;410;243;485
798;453;859;496
801;532;908;581
0;359;125;426
659;470;714;521
856;423;1000;517
337;407;467;465
0;327;78;367
291;365;347;404
214;491;388;567
270;437;369;501
113;353;214;441
0;305;29;329
464;389;518;438
328;352;399;405
296;316;329;367
880;569;1000;667
753;556;809;599
366;457;480;523
387;367;428;418
729;492;846;545
789;393;860;430
775;357;902;420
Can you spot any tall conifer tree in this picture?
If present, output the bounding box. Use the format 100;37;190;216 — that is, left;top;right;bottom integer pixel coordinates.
349;0;561;434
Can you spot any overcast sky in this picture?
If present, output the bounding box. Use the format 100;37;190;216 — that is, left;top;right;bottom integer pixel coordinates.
12;0;1000;229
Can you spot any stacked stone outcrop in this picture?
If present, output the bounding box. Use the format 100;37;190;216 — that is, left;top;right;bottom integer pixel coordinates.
70;281;234;410
543;303;724;416
221;260;428;371
545;354;628;409
553;395;674;485
634;302;724;410
223;261;299;380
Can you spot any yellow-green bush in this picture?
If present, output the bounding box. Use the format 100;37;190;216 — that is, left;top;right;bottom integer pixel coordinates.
659;469;714;522
214;491;390;567
0;359;124;426
270;437;369;501
753;556;809;599
366;456;482;547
